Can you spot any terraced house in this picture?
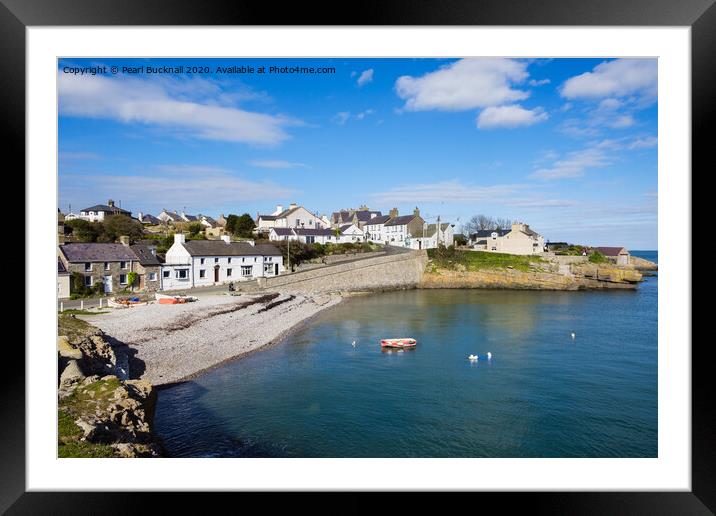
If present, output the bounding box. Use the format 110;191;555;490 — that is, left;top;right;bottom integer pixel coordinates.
58;240;144;294
162;234;284;290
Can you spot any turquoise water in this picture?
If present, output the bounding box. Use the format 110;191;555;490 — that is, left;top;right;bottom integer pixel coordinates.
154;251;657;457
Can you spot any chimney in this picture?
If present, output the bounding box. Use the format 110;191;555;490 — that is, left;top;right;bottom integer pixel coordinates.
289;202;297;210
107;199;115;207
119;235;130;246
246;239;255;246
137;211;143;221
389;207;399;218
275;204;283;215
512;222;526;232
413;206;420;217
174;233;186;244
221;235;231;244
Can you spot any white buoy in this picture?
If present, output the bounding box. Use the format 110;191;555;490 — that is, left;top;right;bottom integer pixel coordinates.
468;354;478;361
352;340;356;347
571;332;576;339
487;352;492;360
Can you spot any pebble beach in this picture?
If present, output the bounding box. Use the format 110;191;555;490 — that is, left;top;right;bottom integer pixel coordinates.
85;292;343;386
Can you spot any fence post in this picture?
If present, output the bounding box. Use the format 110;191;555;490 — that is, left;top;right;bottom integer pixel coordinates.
99;298;103;308
60;302;64;312
80;300;84;310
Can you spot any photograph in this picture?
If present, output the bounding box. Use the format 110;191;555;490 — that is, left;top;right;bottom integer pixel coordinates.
55;56;659;459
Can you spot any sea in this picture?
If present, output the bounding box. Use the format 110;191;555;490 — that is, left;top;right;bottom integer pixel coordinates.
154;250;658;457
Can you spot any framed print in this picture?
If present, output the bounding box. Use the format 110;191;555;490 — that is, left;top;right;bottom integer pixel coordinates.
5;0;708;512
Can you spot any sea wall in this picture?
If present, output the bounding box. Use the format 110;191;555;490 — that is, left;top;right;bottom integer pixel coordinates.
257;250;428;293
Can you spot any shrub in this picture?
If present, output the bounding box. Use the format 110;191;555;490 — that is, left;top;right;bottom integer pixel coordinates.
588;250;607;263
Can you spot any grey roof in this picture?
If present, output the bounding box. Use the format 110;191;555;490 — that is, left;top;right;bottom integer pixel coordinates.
60;243;138;263
476;239;488;245
200;215;218;226
594;246;628;256
81;204;131;214
339;224;357;233
258;214;277;221
182;240;282;257
385;215;418;227
471;229;511;238
271;228;294;236
366;215;391;225
355;210;380;222
139;214;161;225
58;259;69;275
521;227;539;237
130;244;162;266
182;214;199;222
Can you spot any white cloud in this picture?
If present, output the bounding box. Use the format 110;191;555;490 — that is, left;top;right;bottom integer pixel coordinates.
476;105;548;129
371;180;527;204
58;72;299;146
529;78;551;86
609;115;635;128
531;145;611;180
247;160;308;169
561;59;657;100
356;69;374;87
395;58;530;112
60;165;296;213
332;109;375;124
629;136;658;149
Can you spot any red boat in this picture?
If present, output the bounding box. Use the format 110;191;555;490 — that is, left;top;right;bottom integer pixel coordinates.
380;338;417;349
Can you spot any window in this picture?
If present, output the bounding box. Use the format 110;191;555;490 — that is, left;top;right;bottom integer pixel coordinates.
306;236;315;244
266;257;272;262
227;268;232;277
199;270;206;279
263;264;273;274
491;246;497;251
84;262;92;271
176;269;189;279
163;270;170;279
104;262;109;271
228;257;232;263
120;261;128;269
84;276;93;286
241;266;253;277
200;258;205;265
148;272;157;281
120;274;128;285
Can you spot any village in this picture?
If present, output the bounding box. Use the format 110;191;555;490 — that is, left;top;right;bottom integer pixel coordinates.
56;199;634;300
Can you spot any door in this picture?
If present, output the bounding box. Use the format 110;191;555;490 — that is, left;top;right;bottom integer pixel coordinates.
275;263;279;275
103;275;112;293
214;266;220;282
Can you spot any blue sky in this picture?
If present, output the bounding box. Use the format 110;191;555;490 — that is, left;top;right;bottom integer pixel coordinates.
58;58;657;249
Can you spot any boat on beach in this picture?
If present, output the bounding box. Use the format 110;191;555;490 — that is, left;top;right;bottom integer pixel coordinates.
107;297;148;308
155;293;198;304
380;338;417;349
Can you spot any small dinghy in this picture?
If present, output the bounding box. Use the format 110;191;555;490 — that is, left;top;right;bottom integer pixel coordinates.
380;338;417;349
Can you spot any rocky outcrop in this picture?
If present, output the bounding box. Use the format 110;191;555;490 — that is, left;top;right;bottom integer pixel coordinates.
58;315;161;457
421;261;642;290
629;256;658;271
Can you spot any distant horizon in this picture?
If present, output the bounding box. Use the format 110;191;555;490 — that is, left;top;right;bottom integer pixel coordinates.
58;57;657;249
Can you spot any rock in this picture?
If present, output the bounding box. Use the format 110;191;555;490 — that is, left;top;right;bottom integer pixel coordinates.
75;419;97;440
59;359;85;392
81;375;100;385
57;336;82;360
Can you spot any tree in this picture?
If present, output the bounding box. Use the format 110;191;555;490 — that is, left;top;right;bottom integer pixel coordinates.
186;222;204;238
234;214;256;238
65;219;102;242
102;215;144;242
494;217;513;229
463;214;495;235
226;213;256;238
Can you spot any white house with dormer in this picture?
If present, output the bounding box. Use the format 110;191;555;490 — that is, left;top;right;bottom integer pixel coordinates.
162;234;284;290
257;203;329;234
336;224;365;244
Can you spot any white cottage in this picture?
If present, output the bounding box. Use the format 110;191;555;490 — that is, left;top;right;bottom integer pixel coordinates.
162;234;284;290
256;203;328;234
336;224;365;244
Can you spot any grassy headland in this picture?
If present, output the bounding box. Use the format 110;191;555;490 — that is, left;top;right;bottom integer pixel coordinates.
427;247;547;273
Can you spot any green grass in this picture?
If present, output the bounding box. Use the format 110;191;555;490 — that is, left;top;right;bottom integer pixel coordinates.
58;313;96;340
59;309;109;316
588;251;608;263
58;440;115;458
58;378;123;458
428;248;546;273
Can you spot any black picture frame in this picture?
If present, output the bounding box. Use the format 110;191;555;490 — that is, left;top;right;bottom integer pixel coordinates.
5;0;706;512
